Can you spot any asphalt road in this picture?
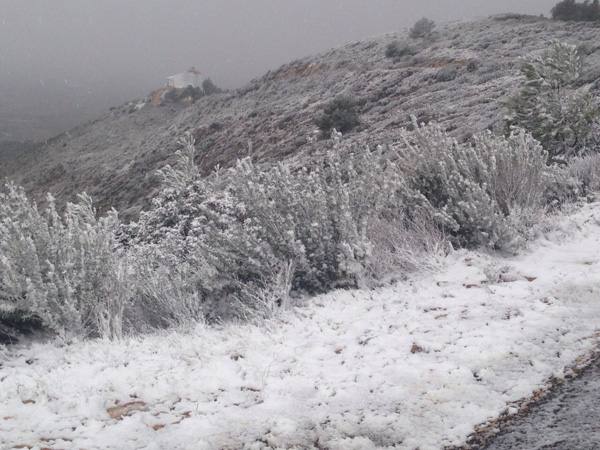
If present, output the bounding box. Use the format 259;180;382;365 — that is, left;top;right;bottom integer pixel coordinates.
485;357;600;450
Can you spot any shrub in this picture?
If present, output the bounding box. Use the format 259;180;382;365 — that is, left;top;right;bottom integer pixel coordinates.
435;66;459;82
569;153;600;195
0;184;130;339
543;165;581;207
365;209;447;283
314;95;361;136
466;60;479;73
410;18;436;39
552;0;600;21
127;134;416;320
506;40;600;164
396;121;548;250
385;40;417;60
164;85;204;103
202;78;222;95
127;242;209;328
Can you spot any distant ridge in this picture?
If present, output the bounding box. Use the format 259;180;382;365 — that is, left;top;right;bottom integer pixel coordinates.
2;15;600;220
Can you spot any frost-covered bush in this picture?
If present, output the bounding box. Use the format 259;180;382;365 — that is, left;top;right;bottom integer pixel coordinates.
410;18;436;39
568;153;600;196
543;165;581;208
365;209;447;284
435;66;459;82
127;240;213;328
396;121;548;250
385;41;417;60
128;134;408;319
506;41;600;163
0;184;129;339
314;95;361;136
215;146;401;293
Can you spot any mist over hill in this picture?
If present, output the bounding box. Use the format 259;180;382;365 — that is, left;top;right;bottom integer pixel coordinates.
2;15;599;221
0;0;556;142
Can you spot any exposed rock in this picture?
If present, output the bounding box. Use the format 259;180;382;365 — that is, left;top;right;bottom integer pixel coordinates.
107;401;148;419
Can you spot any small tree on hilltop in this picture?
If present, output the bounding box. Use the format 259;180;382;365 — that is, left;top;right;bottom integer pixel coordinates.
506;40;600;164
552;0;600;21
202;78;222;95
410;18;436;39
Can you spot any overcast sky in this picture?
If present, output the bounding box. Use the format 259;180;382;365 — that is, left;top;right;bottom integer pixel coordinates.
0;0;557;140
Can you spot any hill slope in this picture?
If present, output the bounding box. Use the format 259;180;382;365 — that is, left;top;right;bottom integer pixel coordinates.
2;15;600;219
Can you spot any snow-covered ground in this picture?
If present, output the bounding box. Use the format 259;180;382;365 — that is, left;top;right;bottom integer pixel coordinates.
2;203;600;450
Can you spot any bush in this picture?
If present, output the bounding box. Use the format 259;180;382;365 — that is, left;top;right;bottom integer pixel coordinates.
365;209;447;283
543;165;581;207
506;40;600;164
552;0;600;21
314;95;361;136
410;18;436;39
396;121;548;250
127;134;427;320
569;153;600;195
385;41;417;60
0;184;130;339
202;78;222;95
163;85;204;103
435;66;459;82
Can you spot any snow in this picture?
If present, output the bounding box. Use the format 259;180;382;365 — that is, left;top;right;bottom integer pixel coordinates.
2;203;600;450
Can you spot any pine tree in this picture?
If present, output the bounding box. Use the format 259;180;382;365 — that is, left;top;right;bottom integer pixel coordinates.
506;41;600;164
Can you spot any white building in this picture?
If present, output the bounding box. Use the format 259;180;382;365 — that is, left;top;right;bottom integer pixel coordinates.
166;67;206;89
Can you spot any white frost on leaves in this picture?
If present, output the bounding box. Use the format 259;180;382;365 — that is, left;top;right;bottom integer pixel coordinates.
2;203;600;450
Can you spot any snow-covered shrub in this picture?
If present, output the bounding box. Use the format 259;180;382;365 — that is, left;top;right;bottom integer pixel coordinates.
410;18;436;39
396;121;548;250
314;95;361;136
435;66;459;82
128;135;407;319
543;166;581;208
214;143;401;294
365;209;447;284
0;184;129;339
385;41;417;60
506;40;600;163
126;242;207;330
568;153;600;196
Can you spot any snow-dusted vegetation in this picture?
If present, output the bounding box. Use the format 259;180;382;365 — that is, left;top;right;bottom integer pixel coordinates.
3;20;600;450
2;203;600;449
0;186;128;339
0;120;576;337
505;40;600;164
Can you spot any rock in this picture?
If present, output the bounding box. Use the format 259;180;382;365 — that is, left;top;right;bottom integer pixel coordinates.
107;401;148;419
499;272;521;283
411;343;426;354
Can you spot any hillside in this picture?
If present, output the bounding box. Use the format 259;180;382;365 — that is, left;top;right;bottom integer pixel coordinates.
2;15;600;219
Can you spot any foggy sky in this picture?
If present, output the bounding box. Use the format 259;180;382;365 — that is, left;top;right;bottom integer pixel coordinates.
0;0;557;141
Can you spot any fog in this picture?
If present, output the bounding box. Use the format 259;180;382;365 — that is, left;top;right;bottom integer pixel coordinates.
0;0;557;141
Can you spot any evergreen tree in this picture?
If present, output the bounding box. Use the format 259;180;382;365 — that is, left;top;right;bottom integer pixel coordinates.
506;41;600;164
552;0;600;20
